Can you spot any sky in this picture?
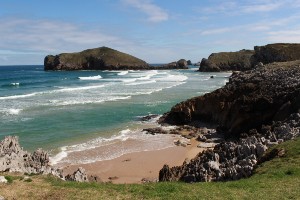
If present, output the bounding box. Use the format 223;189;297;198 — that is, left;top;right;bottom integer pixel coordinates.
0;0;300;65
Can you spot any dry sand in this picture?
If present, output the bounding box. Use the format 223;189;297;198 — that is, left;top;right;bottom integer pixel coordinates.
63;138;204;184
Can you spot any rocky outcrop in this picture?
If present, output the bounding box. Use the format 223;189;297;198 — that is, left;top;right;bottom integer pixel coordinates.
0;136;55;174
0;136;99;183
187;60;192;65
159;112;300;182
65;167;88;182
199;50;254;72
44;47;149;71
160;59;188;69
160;60;300;138
251;43;300;66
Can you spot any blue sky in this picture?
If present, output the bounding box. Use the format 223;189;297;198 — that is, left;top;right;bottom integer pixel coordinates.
1;0;300;65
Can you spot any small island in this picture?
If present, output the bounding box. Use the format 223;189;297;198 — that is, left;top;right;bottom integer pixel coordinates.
44;47;188;71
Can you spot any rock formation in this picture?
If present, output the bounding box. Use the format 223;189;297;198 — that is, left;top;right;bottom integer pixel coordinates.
0;136;54;174
198;43;300;72
160;59;188;69
44;47;149;71
199;50;254;72
0;136;98;182
159;111;300;182
160;60;300;138
251;43;300;66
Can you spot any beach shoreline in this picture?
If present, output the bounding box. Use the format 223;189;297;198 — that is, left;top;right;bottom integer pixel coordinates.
61;138;204;184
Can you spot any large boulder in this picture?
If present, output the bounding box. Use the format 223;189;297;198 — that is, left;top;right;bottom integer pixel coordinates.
160;60;300;138
44;47;149;70
199;50;254;72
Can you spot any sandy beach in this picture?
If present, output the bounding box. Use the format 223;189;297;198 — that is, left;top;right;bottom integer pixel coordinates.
63;138;204;184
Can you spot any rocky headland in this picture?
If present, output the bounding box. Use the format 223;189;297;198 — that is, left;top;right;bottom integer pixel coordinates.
44;47;188;71
158;60;300;182
199;43;300;72
199;49;254;72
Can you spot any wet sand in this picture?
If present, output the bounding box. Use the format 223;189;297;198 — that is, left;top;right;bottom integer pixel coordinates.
63;138;204;184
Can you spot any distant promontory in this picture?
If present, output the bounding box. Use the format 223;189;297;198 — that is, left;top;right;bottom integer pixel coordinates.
199;43;300;72
44;47;188;71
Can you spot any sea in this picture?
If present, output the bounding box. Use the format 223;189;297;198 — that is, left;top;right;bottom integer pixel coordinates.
0;65;230;165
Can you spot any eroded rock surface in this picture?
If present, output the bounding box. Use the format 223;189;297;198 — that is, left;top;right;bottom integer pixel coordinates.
159;113;300;182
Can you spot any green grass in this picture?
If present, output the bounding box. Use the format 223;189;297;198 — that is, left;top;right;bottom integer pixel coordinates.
1;138;299;199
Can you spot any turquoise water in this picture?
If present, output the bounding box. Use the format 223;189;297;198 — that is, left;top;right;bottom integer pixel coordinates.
0;65;230;163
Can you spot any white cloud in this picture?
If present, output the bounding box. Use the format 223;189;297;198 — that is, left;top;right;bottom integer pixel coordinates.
0;18;128;54
200;0;283;15
267;29;300;42
200;28;232;35
121;0;168;22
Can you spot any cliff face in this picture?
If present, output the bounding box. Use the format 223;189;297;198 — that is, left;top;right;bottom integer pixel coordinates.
44;47;149;70
199;50;254;72
160;60;300;137
251;43;300;65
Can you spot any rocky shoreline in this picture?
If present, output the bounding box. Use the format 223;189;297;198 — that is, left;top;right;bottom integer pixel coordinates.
1;44;300;185
158;60;300;182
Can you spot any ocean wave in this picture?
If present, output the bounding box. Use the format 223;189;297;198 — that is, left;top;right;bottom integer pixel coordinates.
57;84;105;92
0;108;23;115
118;71;129;76
0;93;38;100
10;82;20;86
49;96;131;106
156;74;188;82
78;75;102;80
125;80;156;86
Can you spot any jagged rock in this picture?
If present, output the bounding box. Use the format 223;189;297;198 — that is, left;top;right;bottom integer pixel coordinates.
139;114;160;122
196;135;207;142
0;136;55;174
65;167;88;182
143;127;168;135
159;136;268;182
187;60;192;65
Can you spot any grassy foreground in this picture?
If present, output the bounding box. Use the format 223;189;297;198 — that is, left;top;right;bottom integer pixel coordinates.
1;138;299;200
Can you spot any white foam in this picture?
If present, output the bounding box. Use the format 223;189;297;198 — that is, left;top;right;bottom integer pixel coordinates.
78;75;102;80
49;147;68;165
0;93;38;100
126;80;156;86
118;71;129;76
50;96;131;106
10;82;20;86
121;78;137;83
57;84;105;92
